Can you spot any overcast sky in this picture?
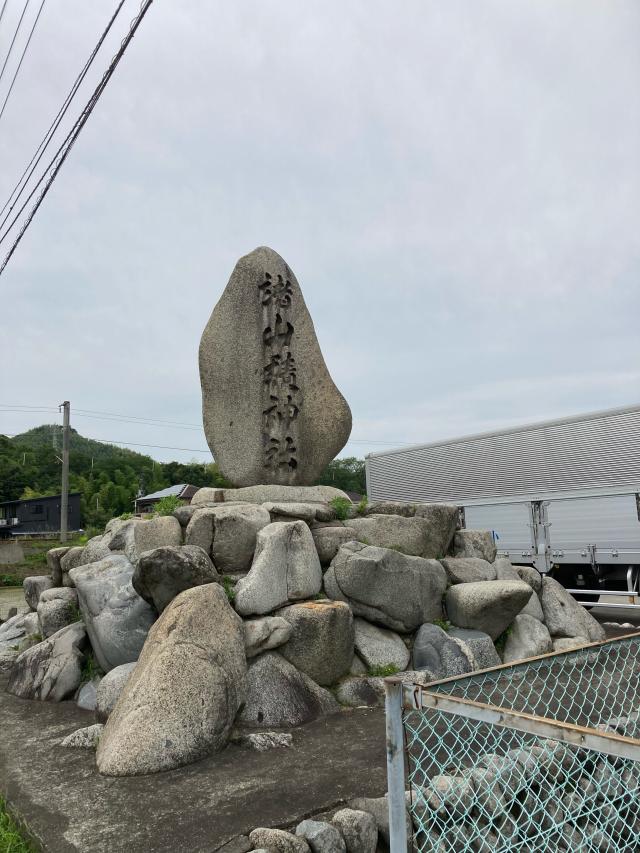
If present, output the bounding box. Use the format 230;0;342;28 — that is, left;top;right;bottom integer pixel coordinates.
1;0;639;464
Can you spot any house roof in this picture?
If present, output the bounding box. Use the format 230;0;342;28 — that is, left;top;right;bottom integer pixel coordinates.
137;484;192;502
0;492;80;507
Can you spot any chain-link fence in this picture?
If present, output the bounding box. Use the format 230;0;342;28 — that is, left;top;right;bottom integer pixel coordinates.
385;633;640;853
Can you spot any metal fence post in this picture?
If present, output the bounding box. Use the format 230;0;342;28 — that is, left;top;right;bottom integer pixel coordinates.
385;677;408;853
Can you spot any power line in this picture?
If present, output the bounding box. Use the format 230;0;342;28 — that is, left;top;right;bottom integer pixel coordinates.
0;0;126;226
0;0;29;87
0;1;9;29
0;0;45;123
0;0;155;276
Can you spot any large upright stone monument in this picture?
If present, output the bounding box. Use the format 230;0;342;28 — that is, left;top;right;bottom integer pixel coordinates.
199;246;352;486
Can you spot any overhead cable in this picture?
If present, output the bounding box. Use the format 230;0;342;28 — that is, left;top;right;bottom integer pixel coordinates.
0;0;45;123
0;0;29;86
0;0;155;276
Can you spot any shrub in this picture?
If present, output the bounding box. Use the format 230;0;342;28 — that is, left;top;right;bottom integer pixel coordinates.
356;496;368;516
153;495;182;516
80;653;103;685
368;663;400;678
329;497;352;521
119;512;134;521
0;573;21;587
432;618;451;632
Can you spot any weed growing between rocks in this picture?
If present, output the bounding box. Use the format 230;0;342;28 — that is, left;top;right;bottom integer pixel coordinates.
222;576;236;602
329;497;352;520
0;796;36;853
368;664;400;677
356;497;368;516
432;618;451;633
80;653;103;686
153;495;183;516
494;623;514;656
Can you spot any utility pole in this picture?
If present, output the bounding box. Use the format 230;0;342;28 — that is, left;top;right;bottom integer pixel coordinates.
60;401;70;543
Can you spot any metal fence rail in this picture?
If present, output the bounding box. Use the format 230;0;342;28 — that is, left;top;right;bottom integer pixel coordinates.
385;633;640;852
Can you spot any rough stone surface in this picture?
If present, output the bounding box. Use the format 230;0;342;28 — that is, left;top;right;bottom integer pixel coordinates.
347;515;441;559
185;505;271;573
173;505;199;527
334;677;384;708
61;723;104;749
23;575;53;611
441;557;496;584
502;614;553;662
81;536;112;565
349;797;411;848
236;732;293;752
353;618;409;672
296;820;345;853
194;484;351;506
60;547;88;586
249;828;310;853
37;587;78;638
97;584;246;776
277;601;354;685
453;530;497;562
446;580;533;640
412;623;473;678
199;246;352;486
243;616;292;658
540;576;606;642
448;627;501;671
515;565;543;594
312;526;358;565
0;613;27;654
133;545;219;613
325;541;447;632
331;809;377;853
69;554;156;673
239;652;339;727
95;662;136;722
235;521;322;616
552;636;588;652
7;622;87;701
46;547;70;586
364;503;459;554
103;518;142;562
76;677;100;711
132;516;182;561
263;502;335;523
23;611;40;635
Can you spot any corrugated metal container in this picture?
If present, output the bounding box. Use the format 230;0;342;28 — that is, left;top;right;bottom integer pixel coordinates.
366;404;640;505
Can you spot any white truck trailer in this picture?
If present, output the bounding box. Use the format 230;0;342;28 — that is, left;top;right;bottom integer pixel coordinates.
365;404;640;602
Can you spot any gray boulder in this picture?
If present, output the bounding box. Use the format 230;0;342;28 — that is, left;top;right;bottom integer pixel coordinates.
263;501;335;523
243;616;292;658
199;246;352;487
70;554;156;672
325;541;447;632
492;557;520;581
0;613;27;654
277;601;354;685
312;526;358;565
46;546;70;586
76;677;100;711
453;530;497;562
235;732;293;752
349;796;411;848
296;820;346;853
448;627;500;670
59;546;87;586
552;636;588;652
22;611;40;636
515;565;542;594
363;503;459;555
103;518;142;562
200;484;351;505
37;587;78;638
81;535;112;565
132;516;182;560
446;580;533;640
540;576;606;642
502;614;553;663
185;504;271;573
7;622;87;701
493;559;545;620
249;828;310;853
61;723;104;749
172;505;199;527
334;676;384;708
331;809;377;853
353;618;409;672
347;514;444;559
239;652;339;727
412;623;473;678
440;557;496;584
95;662;136;722
133;545;219;613
23;575;53;611
97;584;246;776
235;521;322;616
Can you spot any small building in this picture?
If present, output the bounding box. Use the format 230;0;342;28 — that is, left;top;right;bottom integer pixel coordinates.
0;492;81;538
135;484;199;515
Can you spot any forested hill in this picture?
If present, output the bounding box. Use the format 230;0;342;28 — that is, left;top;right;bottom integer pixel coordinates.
0;425;365;529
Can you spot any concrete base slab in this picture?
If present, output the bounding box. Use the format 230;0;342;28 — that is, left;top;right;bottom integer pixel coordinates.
0;675;387;853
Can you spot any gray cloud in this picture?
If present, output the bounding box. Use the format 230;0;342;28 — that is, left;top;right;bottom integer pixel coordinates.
1;0;639;461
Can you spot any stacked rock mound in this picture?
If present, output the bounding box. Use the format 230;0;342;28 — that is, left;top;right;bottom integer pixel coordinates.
0;485;605;778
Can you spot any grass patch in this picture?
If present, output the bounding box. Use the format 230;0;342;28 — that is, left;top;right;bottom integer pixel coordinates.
80;652;103;685
0;796;36;853
432;618;451;632
494;624;514;656
355;497;368;516
0;574;21;588
368;663;400;677
222;576;235;603
329;497;352;521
